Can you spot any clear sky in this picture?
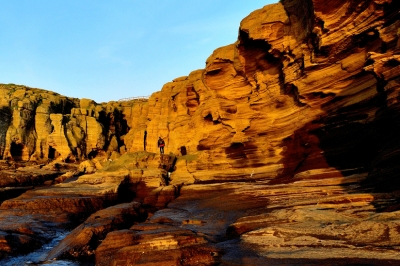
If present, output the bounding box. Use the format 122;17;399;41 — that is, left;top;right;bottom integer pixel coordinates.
1;1;277;103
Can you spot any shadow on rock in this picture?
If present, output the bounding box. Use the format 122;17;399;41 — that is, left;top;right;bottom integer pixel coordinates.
277;79;400;212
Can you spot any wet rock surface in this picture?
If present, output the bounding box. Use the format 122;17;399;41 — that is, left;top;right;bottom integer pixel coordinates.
45;202;147;261
94;180;400;265
0;161;76;189
0;172;114;259
0;153;172;263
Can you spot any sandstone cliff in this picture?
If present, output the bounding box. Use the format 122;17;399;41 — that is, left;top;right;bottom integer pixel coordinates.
0;84;133;163
124;0;400;190
1;0;400;265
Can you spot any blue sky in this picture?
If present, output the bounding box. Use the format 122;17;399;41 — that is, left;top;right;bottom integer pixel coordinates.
0;1;277;103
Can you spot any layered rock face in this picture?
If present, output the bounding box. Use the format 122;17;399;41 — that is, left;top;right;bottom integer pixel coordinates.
0;151;177;260
1;2;399;179
1;0;400;265
0;84;133;162
98;0;400;264
123;0;400;189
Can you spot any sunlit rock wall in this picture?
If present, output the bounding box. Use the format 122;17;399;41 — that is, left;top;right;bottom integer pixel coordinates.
0;85;132;162
123;0;400;187
1;0;399;192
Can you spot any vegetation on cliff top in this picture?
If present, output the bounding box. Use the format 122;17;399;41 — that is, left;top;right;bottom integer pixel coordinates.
100;151;157;172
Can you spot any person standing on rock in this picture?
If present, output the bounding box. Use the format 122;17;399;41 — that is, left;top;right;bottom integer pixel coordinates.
158;137;165;154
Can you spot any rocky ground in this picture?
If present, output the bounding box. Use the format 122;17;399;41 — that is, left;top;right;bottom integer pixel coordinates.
0;155;399;265
0;153;174;264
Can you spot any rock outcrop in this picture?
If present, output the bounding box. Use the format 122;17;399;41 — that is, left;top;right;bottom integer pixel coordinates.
96;0;400;264
1;0;400;265
0;84;133;163
45;202;147;261
0;152;171;260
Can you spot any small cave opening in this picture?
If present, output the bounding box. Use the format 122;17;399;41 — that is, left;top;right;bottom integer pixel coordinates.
48;146;56;160
355;29;381;49
10;142;24;161
225;106;238;114
204;114;213;122
225;142;247;160
204;113;221;125
206;68;222;76
180;146;187;156
88;149;98;159
383;58;400;68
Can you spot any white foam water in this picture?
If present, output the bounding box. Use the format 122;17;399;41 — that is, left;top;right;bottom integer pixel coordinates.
0;231;84;266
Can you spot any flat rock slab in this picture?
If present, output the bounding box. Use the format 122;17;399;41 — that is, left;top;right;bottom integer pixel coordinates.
45;202;147;261
94;177;400;265
96;223;220;266
0;170;130;259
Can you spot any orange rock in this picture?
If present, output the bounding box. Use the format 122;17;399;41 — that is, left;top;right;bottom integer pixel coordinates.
45;202;147;261
1;0;400;264
95;223;220;266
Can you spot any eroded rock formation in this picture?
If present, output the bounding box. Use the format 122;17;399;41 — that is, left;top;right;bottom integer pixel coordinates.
1;0;400;265
0;84;133;163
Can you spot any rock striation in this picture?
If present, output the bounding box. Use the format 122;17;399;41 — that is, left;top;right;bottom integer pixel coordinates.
0;84;133;163
0;0;400;265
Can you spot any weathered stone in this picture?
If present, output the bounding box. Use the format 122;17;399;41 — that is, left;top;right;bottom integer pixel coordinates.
45;202;147;261
95;223;220;266
1;0;400;264
0;165;137;258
